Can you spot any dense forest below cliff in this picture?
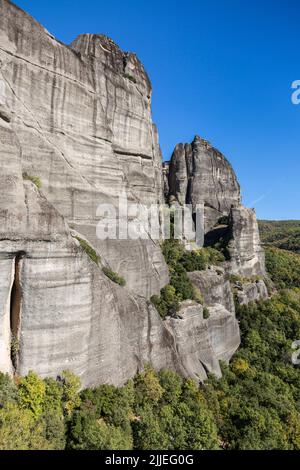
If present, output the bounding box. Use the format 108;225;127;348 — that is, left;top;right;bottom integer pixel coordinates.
1;243;300;450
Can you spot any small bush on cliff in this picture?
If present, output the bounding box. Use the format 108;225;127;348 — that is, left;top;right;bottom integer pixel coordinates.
162;239;225;272
75;236;100;265
150;285;180;319
22;172;42;189
203;307;210;319
230;274;262;285
123;73;137;84
10;335;20;368
102;267;126;286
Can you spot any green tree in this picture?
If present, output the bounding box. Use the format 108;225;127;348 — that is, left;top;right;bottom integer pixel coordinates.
68;410;131;450
132;404;169;450
0;403;53;450
134;366;164;407
60;370;81;417
0;373;18;407
18;371;46;418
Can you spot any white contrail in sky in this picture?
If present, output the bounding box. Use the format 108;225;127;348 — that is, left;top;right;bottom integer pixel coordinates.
246;177;287;208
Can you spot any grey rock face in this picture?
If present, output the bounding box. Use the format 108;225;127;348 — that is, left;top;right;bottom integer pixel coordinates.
227;205;266;278
166;135;268;300
188;266;235;314
234;279;269;305
0;0;168;299
0;181;179;384
0;0;241;386
0;116;209;385
166;266;241;381
165;300;240;381
167;136;241;231
162;161;170;200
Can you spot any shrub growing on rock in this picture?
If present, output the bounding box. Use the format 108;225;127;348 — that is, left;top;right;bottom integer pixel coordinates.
102;267;126;286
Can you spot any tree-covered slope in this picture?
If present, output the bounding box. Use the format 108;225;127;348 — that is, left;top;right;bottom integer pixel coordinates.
259;220;300;253
1;246;300;450
265;247;300;289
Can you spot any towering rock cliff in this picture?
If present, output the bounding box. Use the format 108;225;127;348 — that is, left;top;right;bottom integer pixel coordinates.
0;0;168;299
166;137;266;274
0;0;268;388
166;136;268;303
167;136;241;232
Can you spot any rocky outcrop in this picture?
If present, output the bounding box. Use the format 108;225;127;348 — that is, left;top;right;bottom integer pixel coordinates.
167;136;241;231
165;300;240;380
227;206;266;278
233;279;269;305
166;136;268;301
0;109;228;384
163;266;240;381
0;0;241;387
188;266;235;314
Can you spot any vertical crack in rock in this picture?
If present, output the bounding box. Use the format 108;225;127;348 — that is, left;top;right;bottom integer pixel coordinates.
10;253;24;372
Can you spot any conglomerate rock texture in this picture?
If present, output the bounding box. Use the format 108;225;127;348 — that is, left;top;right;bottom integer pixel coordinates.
0;0;267;387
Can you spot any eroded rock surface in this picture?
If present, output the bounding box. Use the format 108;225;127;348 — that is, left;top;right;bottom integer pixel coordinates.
165;300;240;380
227;205;266;278
167;136;241;231
234;279;269;305
166;136;268;301
0;0;241;386
188;267;235;314
0;0;168;299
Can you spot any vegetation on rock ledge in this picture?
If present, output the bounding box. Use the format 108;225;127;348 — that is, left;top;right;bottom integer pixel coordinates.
22;173;42;189
75;236;101;266
102;267;126;286
151;239;224;319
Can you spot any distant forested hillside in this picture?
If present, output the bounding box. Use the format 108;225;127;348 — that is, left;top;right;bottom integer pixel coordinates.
265;247;300;289
259;220;300;253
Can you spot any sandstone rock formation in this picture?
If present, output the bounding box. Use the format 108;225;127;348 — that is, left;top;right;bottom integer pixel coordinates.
227;205;266;278
166;135;268;304
0;0;241;386
165;299;240;379
167;136;241;231
188;267;235;314
0;0;168;299
233;279;269;305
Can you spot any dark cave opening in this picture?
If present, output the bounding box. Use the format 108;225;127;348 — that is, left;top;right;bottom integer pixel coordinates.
10;252;25;371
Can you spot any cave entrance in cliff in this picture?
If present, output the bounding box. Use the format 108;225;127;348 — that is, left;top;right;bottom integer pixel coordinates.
10;252;25;371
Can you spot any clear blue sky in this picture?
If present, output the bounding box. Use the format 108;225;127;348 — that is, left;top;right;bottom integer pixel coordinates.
13;0;300;220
